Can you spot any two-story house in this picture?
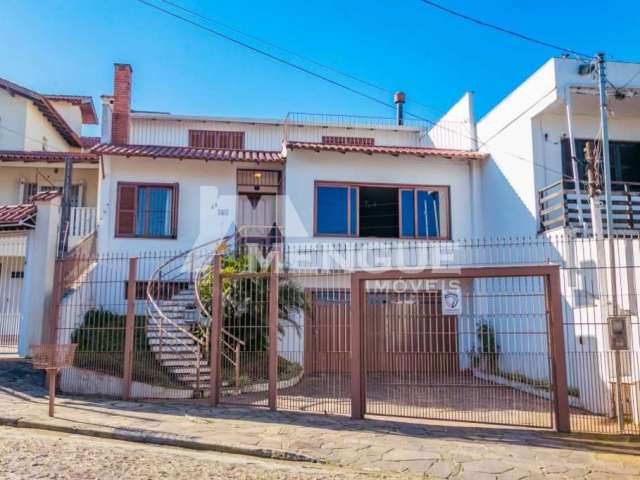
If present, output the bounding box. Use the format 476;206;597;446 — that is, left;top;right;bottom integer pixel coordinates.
0;76;99;354
93;64;486;258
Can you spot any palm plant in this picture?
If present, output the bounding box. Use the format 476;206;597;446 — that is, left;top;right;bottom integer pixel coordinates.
198;254;308;351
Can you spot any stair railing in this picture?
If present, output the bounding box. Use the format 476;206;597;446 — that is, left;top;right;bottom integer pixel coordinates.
146;235;233;393
192;246;246;387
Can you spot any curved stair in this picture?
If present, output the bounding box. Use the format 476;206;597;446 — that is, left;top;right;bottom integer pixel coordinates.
145;237;239;396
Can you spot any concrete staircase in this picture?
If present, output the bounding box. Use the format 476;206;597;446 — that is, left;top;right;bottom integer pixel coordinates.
146;288;210;391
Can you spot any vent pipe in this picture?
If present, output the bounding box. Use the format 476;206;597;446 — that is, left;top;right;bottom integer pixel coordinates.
394;91;406;126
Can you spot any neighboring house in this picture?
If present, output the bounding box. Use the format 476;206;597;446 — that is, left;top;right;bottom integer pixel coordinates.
477;56;640;237
0;76;99;355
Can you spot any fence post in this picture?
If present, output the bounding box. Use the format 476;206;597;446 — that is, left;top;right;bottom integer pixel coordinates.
122;257;138;400
209;255;222;406
350;274;364;419
546;267;570;433
268;252;279;411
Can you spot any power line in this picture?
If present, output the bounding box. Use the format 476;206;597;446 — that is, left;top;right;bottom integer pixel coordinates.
416;0;592;60
135;0;398;113
134;0;574;181
155;0;446;118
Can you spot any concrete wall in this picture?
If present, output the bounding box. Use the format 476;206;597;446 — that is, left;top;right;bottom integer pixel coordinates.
284;149;475;240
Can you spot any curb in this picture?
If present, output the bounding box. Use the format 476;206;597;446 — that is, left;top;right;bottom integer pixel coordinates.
0;415;323;464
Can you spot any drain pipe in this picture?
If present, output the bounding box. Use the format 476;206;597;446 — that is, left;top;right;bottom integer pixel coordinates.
394;91;406;126
564;86;587;235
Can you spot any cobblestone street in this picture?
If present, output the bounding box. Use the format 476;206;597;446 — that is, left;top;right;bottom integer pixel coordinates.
0;427;384;480
2;360;640;479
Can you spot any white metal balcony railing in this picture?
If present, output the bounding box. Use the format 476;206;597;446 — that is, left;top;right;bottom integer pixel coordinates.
68;207;97;240
282;113;474;151
539;180;640;235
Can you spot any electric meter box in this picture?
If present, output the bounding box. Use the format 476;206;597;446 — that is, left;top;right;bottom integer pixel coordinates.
608;316;629;351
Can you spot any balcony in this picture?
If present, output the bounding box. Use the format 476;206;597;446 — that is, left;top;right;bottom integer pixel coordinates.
67;207;97;248
538;180;640;235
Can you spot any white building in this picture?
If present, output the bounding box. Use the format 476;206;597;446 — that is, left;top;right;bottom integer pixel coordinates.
478;56;640;237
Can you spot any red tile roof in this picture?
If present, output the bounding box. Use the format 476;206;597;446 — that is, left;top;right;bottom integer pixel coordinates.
91;143;284;163
0;150;99;164
30;190;62;202
80;136;101;148
284;142;488;160
0;77;83;147
44;94;99;124
0;204;37;228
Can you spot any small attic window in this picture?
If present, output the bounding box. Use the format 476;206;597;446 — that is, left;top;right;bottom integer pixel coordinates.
321;136;375;147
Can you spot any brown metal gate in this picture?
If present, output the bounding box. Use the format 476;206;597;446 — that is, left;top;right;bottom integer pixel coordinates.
350;266;570;432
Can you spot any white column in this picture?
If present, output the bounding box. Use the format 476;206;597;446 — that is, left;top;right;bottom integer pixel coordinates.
18;195;61;356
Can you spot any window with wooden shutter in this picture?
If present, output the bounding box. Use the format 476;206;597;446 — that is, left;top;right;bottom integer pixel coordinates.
188;130;245;150
115;182;179;238
116;184;137;237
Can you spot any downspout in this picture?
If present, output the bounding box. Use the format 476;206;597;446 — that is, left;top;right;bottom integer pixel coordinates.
564;86;586;235
468;92;483;238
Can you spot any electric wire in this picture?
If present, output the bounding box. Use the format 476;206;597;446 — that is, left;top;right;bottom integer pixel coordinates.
133;0;576;181
415;0;592;60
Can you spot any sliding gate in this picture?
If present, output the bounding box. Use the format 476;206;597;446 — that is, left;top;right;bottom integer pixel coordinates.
351;266;569;431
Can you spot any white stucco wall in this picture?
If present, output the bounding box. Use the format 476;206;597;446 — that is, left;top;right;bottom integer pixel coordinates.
49;100;84;136
24;100;73;152
97;155;282;254
0;89;28;150
283;149;475;240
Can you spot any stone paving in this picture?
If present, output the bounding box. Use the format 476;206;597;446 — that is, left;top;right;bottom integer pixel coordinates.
2;359;640;479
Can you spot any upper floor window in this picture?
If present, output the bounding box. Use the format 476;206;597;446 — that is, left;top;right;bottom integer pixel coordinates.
322;136;375;147
115;182;178;238
189;130;245;150
562;138;640;187
314;182;450;239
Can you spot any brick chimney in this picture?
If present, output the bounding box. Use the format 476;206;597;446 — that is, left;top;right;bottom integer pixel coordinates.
111;63;132;145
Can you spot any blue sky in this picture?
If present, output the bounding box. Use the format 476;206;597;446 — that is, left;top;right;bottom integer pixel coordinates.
1;0;638;136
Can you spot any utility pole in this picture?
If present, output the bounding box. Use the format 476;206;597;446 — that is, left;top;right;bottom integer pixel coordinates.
58;154;73;257
596;53;625;433
597;53;613;237
584;142;603;238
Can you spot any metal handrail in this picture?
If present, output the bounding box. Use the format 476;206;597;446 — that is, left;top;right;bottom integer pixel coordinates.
146;235;234;349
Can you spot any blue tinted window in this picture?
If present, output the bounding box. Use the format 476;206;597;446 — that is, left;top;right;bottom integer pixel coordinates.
148;187;172;237
417;191;440;237
316;186;349;235
350;187;358;235
400;190;415;236
136;186;173;237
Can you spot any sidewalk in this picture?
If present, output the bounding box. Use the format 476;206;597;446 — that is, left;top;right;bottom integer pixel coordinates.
1;360;640;479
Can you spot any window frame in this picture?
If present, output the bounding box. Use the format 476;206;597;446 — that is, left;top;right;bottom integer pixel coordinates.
115;181;179;239
313;180;451;240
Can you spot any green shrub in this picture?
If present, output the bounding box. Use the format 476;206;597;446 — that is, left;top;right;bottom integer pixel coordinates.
71;308;185;388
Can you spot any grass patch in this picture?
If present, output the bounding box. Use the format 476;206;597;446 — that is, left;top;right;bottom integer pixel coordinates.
71;309;186;389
